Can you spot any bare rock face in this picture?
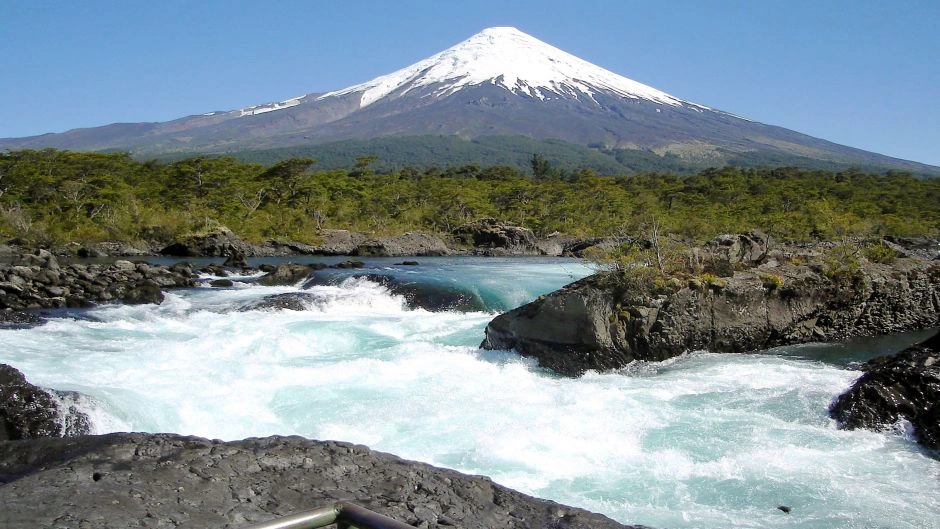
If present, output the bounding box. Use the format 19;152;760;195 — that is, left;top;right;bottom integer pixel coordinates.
482;259;940;376
160;227;252;257
0;364;90;441
310;230;369;255
453;218;541;255
353;232;451;257
830;331;940;449
0;433;643;529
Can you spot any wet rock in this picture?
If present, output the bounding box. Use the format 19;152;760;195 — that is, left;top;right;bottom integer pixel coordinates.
241;292;319;312
355;274;486;312
482;258;940;376
332;260;365;269
0;433;641;529
0;364;90;440
256;263;315;287
830;331;940;449
222;247;249;268
0;309;44;329
209;279;235;288
121;284;164;305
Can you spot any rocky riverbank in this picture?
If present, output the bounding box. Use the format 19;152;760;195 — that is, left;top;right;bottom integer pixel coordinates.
0;432;640;529
0;249;194;314
32;219;607;261
482;243;940;377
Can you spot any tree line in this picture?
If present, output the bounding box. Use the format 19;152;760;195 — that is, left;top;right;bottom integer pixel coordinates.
0;149;937;247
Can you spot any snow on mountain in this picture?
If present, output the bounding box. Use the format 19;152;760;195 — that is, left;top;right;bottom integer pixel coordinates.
237;95;305;116
318;27;704;109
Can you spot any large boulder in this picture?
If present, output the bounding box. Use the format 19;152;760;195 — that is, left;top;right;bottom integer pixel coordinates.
482;258;940;376
0;433;641;529
453;218;540;255
256;263;316;287
830;331;940;449
353;232;450;257
0;364;90;440
160;227;252;257
703;231;770;266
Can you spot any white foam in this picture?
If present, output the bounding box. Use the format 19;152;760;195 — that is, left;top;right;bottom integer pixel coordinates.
1;261;937;529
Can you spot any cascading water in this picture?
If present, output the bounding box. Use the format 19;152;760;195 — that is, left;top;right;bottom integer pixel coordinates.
1;257;937;529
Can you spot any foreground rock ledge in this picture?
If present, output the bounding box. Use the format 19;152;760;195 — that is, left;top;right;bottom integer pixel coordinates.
831;330;940;450
482;258;940;376
0;433;643;529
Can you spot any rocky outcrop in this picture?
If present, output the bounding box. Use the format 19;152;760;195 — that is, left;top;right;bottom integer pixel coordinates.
482;258;940;376
256;263;317;287
830;331;940;449
310;229;369;255
453;218;542;256
703;231;770;265
0;250;195;311
160;227;252;257
0;364;90;441
353;232;450;257
0;433;641;529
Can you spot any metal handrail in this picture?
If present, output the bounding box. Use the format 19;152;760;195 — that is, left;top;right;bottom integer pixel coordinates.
239;502;416;529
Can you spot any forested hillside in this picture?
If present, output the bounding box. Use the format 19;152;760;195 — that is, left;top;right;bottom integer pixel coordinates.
1;149;937;247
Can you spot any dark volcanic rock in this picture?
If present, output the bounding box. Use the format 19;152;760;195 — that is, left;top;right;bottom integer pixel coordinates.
121;284;164;305
241;292;320;312
0;433;641;529
830;331;940;449
0;251;194;310
357;274;486;312
483;258;940;376
256;263;316;286
0;364;90;441
0;310;43;329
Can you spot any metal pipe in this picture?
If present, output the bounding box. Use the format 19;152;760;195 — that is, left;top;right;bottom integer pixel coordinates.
238;504;340;529
336;503;415;529
237;502;415;529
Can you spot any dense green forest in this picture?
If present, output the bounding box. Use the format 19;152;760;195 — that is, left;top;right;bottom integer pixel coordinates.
206;135;927;176
1;149;937;247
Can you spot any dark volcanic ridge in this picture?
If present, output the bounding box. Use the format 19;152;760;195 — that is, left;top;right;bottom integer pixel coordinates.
0;433;644;529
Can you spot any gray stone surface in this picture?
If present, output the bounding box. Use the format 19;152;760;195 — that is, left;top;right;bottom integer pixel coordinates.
0;433;643;529
483;258;940;376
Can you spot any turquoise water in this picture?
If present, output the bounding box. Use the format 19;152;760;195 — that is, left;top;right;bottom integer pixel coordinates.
1;257;937;529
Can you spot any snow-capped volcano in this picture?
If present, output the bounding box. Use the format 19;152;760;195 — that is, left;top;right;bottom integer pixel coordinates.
2;26;937;175
320;26;697;109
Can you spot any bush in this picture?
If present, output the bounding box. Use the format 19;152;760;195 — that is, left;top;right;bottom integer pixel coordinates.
759;273;784;291
862;242;901;264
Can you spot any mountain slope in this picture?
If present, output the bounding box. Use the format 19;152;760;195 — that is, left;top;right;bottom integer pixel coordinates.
1;27;937;174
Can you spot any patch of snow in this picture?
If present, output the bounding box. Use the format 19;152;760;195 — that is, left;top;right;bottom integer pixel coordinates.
238;95;305;117
318;27;712;111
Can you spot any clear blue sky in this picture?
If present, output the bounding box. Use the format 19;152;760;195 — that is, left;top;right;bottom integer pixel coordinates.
1;0;938;166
